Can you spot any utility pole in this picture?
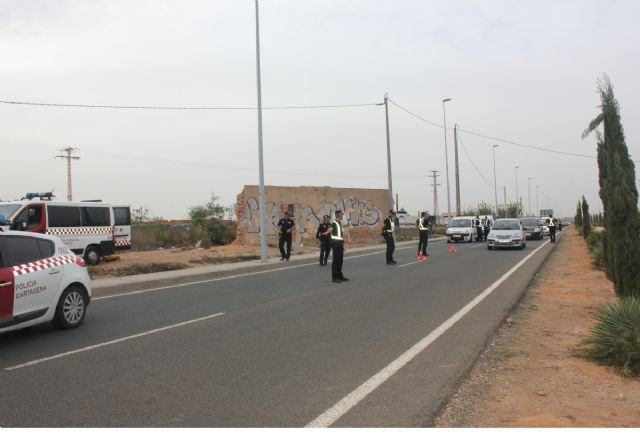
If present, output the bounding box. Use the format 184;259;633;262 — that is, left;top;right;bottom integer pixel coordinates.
536;185;539;216
442;98;452;224
503;186;507;209
454;124;461;216
527;178;532;217
384;93;394;211
515;166;519;217
254;0;268;263
395;193;399;213
56;147;79;201
430;170;440;225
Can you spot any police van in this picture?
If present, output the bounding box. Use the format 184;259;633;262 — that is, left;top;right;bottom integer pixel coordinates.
0;193;131;265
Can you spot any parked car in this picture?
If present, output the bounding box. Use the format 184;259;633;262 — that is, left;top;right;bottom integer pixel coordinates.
0;229;92;334
520;217;544;240
487;218;526;250
446;216;476;243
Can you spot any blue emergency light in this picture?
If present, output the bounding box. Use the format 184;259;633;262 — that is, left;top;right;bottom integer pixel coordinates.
23;192;55;200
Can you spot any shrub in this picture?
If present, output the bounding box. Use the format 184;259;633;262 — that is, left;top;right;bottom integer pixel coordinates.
581;297;640;377
587;231;605;269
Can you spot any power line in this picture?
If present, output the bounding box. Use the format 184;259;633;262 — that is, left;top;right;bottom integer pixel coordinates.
387;98;603;160
0;99;381;110
456;133;495;189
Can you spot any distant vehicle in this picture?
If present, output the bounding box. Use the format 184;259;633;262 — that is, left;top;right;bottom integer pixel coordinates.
446;216;476;243
520;217;544;240
487;218;526;250
396;210;418;228
0;193;132;265
0;229;92;333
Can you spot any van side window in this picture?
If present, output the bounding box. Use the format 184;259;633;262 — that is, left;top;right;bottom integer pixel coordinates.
36;239;55;259
48;206;81;227
114;207;131;226
13;206;43;229
5;237;42;267
81;207;110;226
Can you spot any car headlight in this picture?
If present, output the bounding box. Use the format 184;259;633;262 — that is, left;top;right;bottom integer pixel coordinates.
534;228;540;232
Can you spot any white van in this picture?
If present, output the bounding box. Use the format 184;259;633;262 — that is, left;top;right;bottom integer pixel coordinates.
0;193;131;265
446;216;476;243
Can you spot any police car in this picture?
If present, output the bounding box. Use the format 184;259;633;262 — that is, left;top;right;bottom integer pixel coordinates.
0;229;92;333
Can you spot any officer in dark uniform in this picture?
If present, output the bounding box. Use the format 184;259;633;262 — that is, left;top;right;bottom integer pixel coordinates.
316;214;331;266
546;214;557;243
324;210;348;283
382;209;397;264
417;211;430;260
484;218;491;240
475;215;483;242
277;211;295;261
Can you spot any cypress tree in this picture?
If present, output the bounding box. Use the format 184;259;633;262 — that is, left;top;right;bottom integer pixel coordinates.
583;75;640;297
582;196;591;240
575;201;583;228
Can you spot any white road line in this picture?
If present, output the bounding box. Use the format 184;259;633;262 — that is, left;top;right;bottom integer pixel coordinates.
306;240;550;427
397;260;428;268
93;242;446;302
5;312;226;371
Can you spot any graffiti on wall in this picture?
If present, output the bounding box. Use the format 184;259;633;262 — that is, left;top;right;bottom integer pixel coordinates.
243;196;382;235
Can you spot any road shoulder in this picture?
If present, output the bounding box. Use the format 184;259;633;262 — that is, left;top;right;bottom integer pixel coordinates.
435;229;640;428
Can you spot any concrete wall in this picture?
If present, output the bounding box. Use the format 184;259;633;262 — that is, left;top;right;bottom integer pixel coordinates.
236;185;388;245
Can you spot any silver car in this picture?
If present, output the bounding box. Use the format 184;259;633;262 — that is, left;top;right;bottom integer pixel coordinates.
487;218;527;250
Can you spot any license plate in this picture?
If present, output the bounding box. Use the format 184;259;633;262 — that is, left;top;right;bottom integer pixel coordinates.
498;239;511;244
453;235;461;239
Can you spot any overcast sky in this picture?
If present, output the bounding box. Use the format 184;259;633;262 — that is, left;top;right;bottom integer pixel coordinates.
1;0;639;219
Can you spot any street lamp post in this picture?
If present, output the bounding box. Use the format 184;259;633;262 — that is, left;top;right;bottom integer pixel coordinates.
384;93;394;211
536;185;539;216
442;98;452;224
515;166;519;217
527;177;532;217
492;145;499;215
254;0;268;263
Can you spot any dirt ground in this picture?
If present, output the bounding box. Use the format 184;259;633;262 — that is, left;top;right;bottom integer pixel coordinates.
89;235;391;280
435;228;640;428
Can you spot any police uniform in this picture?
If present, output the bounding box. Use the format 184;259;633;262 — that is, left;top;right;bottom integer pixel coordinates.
417;214;430;259
475;216;483;242
277;215;295;261
316;219;331;266
329;212;348;283
383;212;396;264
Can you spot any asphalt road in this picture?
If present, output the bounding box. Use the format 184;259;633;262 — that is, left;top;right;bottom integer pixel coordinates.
0;235;560;427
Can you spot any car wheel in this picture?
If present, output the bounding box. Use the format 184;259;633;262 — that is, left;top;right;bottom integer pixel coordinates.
84;245;101;266
53;286;88;330
487;245;492;250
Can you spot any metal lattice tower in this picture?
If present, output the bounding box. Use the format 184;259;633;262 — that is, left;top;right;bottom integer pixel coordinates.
56;147;80;201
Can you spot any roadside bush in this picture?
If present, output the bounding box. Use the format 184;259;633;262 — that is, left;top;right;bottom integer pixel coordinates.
581;297;640;377
132;223;202;251
587;231;605;269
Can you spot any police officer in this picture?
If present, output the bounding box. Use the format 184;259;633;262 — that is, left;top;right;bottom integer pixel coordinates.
383;209;397;264
277;211;295;261
484;218;491;240
316;215;331;266
475;215;483;242
546;214;557;243
417;211;430;260
324;210;349;283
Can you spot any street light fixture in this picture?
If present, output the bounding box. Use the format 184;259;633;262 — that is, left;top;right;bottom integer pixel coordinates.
492;145;499;215
442;98;452;224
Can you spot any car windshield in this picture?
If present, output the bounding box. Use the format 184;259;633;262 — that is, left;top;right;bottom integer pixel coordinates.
521;218;539;226
493;221;520;230
0;204;21;222
450;219;471;228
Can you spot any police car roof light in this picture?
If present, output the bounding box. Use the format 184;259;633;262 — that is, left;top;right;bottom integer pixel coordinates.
23;192;55;201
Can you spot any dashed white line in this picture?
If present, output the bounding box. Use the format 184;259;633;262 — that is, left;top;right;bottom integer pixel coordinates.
306;240;549;427
5;312;226;371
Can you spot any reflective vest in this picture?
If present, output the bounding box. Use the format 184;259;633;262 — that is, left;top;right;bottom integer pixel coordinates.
385;218;394;233
419;218;429;231
547;218;555;227
331;221;343;240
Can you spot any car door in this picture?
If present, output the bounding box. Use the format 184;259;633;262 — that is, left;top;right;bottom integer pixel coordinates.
5;236;63;317
0;239;15;323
